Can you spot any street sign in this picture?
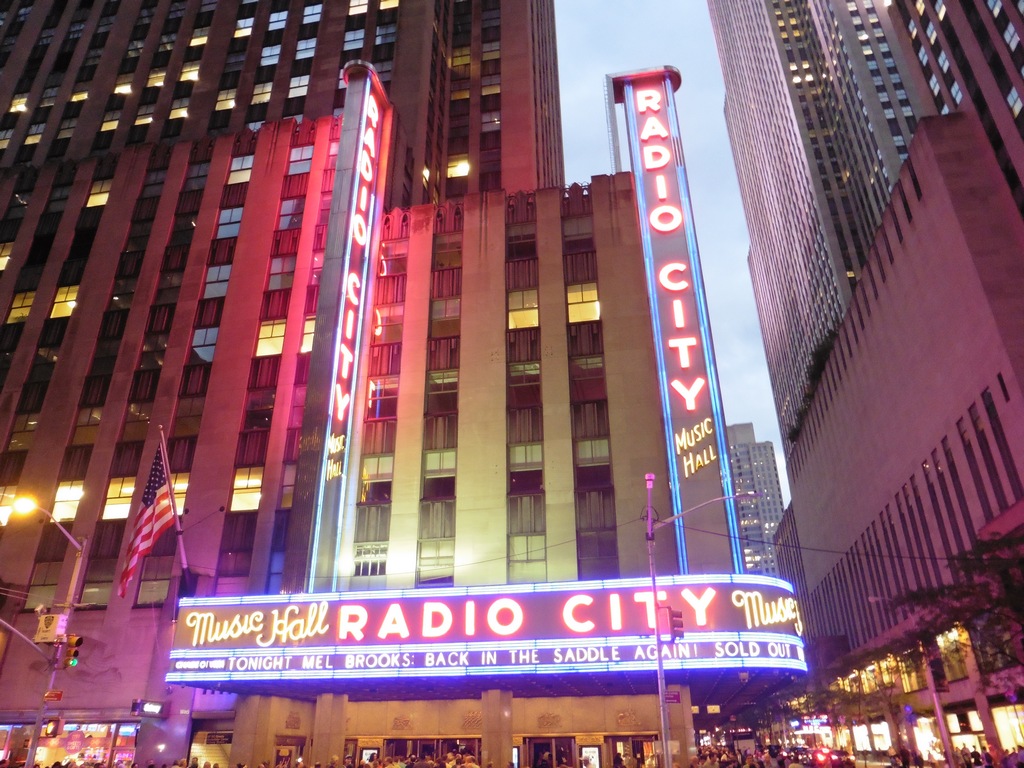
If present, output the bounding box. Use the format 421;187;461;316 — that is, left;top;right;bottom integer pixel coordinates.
43;690;63;703
664;691;681;703
33;613;69;644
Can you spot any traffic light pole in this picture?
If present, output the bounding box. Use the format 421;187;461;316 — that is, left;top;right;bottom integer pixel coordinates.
644;474;673;768
24;534;87;768
640;477;759;768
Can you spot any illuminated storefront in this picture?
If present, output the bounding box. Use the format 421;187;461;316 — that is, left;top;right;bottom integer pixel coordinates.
1;722;139;767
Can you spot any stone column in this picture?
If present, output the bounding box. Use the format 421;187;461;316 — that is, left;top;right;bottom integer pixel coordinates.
312;693;350;766
481;689;514;768
667;685;696;767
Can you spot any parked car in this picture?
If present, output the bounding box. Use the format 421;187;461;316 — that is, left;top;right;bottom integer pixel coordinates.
808;748;855;768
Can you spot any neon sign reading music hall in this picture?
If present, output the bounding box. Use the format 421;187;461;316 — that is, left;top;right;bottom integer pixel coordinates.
612;66;742;573
166;574;806;683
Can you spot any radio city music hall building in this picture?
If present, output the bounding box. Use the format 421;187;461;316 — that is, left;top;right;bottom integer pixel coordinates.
0;11;805;766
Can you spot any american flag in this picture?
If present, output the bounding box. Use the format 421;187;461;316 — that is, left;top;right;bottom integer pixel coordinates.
118;443;177;598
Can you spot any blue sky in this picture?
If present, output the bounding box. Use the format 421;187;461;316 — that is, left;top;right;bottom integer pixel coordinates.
554;0;791;502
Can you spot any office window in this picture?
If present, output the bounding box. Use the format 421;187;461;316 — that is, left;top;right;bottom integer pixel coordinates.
508;290;539;329
251;82;273;104
289;145;314;174
268;11;288;30
288;75;310;98
216;89;236;111
261;45;281;66
217;207;244;239
0;242;10;272
566;282;600;323
191;327;218;362
231;467;263;511
344;29;365;52
278;198;304;230
103;477;135;519
296;37;317;59
204;265;232;299
87;179;113;207
256;320;287;356
50;286;79;318
6;291;35;323
364;376;397;420
304;4;323;23
227;155;253;185
235;18;254;37
269;255;296;290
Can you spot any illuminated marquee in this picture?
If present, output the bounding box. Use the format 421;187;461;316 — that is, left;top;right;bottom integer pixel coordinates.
166;574;806;683
612;67;742;573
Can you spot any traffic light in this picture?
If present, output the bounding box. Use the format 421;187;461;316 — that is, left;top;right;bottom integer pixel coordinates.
62;635;83;668
668;610;685;641
41;717;63;737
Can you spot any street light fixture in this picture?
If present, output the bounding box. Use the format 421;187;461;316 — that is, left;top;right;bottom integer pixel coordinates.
12;496;89;768
642;474;760;767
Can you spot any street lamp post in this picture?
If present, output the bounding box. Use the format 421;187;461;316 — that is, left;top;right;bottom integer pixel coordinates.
642;474;759;767
14;497;89;768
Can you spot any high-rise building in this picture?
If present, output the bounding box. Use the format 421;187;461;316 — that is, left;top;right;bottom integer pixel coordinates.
706;0;926;444
0;6;805;764
780;111;1024;754
726;423;784;576
0;0;563;207
886;0;1024;215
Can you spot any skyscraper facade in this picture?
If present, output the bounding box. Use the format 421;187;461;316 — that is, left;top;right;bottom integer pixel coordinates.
0;0;563;208
782;111;1024;754
0;6;805;767
886;0;1024;215
706;0;925;445
726;423;785;576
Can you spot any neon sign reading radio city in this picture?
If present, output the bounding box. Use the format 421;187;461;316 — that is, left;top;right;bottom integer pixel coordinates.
626;75;719;481
166;576;807;681
326;90;382;482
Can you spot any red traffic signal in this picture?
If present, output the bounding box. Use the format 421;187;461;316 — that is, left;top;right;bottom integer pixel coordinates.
41;717;63;737
62;635;84;668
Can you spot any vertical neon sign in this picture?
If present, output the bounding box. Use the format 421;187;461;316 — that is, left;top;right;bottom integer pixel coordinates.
297;62;392;591
611;67;742;574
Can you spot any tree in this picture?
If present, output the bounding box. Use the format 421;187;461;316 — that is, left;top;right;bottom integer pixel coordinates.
892;533;1024;681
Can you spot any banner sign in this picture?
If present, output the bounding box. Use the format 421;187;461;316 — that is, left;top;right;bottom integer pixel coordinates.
167;574;806;683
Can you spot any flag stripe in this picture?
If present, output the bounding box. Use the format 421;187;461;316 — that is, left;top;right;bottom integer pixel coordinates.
118;444;177;599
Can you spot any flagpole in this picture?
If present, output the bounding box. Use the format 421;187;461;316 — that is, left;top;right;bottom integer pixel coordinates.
158;425;189;573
